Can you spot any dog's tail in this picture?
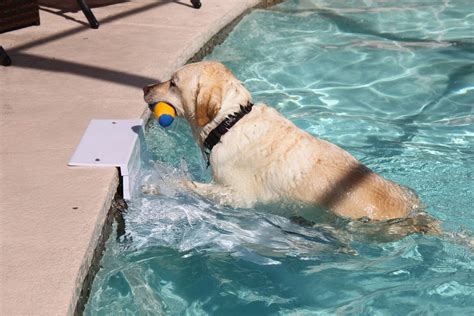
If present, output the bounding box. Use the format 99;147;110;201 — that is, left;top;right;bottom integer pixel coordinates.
406;213;474;250
399;211;443;235
346;211;442;242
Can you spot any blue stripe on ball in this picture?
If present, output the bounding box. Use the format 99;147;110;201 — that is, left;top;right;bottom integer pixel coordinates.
159;114;174;127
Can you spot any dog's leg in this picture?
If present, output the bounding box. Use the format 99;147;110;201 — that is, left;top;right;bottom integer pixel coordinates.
141;175;245;207
141;184;161;195
184;180;244;206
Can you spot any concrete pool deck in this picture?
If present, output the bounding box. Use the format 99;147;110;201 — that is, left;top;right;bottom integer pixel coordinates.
0;0;278;314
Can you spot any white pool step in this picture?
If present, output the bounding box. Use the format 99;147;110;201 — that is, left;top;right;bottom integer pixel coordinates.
68;119;144;200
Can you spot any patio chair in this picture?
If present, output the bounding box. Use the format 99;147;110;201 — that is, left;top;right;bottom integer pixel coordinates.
0;46;12;66
79;0;202;29
0;0;40;66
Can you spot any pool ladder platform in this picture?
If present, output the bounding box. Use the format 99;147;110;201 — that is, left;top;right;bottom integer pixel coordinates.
68;119;143;200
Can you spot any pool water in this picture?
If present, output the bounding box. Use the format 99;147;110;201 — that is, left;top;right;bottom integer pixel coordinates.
85;0;473;314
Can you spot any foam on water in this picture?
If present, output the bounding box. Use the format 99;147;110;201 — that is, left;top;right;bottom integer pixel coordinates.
86;0;473;314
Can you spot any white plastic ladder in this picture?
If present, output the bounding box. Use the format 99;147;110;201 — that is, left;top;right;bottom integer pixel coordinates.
68;119;144;200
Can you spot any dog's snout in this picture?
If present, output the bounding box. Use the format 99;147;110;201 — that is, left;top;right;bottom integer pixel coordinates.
143;84;155;96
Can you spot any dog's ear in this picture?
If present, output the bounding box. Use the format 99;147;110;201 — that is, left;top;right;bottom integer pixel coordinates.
195;82;222;127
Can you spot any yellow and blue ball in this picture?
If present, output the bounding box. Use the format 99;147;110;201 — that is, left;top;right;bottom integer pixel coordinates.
152;102;176;127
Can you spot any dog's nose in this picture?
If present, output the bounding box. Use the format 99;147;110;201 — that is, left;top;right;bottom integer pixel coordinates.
143;84;154;96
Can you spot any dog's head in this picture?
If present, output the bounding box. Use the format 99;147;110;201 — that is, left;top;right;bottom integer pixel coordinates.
143;61;252;142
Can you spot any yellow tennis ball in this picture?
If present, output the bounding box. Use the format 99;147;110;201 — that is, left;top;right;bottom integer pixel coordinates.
153;102;176;127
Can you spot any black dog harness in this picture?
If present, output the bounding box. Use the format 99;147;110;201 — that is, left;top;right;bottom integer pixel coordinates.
203;102;254;166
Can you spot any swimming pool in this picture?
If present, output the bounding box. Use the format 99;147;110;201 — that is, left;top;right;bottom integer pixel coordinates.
85;0;473;314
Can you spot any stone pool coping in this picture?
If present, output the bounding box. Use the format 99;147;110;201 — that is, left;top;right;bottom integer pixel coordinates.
0;0;282;314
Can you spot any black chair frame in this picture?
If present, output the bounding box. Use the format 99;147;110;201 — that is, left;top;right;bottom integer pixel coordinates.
79;0;202;29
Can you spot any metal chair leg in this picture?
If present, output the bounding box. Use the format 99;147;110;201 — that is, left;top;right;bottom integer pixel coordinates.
76;0;100;29
0;46;12;66
191;0;202;9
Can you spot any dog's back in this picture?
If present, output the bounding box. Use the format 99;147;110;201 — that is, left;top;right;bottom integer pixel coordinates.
211;103;421;221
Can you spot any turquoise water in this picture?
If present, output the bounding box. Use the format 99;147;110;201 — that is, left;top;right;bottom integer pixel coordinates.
85;0;473;314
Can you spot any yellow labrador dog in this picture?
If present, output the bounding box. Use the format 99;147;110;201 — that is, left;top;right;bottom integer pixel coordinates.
143;61;422;222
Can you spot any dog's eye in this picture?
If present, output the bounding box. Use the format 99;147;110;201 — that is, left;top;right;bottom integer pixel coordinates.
170;79;177;88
